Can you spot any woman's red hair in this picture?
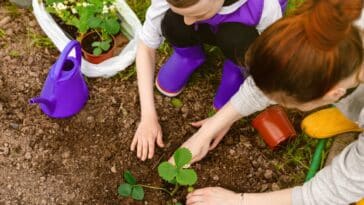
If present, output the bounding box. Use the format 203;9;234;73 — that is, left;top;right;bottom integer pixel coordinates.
247;0;363;102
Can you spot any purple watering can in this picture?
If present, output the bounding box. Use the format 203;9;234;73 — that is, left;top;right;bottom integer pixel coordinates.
30;40;89;118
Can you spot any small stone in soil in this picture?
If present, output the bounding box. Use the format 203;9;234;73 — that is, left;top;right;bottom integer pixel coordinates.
212;175;219;181
271;183;280;191
0;147;10;156
264;170;273;180
260;184;269;192
5;29;13;36
40;176;46;182
24;152;32;160
62;151;71;159
111;165;117;173
229;149;236;155
0;16;11;27
10;122;20;129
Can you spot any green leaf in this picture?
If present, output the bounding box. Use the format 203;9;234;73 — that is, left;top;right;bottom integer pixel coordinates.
118;183;132;197
104;18;120;35
100;41;111;51
176;169;197;186
173;148;192;169
175;202;183;205
92;41;101;47
131;185;144;200
171;98;183;108
93;47;102;56
158;162;177;181
167;177;177;185
78;20;89;34
123;171;137;185
88;16;102;28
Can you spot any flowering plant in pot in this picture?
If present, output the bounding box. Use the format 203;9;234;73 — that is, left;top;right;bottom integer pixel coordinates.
45;0;122;64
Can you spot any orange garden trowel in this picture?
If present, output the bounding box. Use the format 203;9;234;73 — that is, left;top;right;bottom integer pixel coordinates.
301;107;363;138
301;107;363;205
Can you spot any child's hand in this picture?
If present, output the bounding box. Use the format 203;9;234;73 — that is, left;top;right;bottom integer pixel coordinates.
131;117;164;161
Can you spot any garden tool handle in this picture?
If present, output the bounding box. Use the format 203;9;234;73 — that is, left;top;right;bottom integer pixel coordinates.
54;40;82;80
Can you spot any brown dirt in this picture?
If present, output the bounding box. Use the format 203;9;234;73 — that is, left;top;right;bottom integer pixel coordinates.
0;2;307;205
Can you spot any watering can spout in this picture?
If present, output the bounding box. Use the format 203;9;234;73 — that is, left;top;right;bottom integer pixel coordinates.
29;97;55;111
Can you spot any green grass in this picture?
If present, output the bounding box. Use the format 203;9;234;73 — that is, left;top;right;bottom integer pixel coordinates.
27;31;56;49
274;133;332;184
116;64;137;80
9;50;20;58
126;0;151;23
4;2;21;17
0;29;5;38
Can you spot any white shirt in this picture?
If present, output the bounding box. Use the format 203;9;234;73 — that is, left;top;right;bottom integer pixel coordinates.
139;0;284;49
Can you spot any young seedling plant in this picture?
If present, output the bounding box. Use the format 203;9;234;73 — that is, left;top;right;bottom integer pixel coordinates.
118;148;197;201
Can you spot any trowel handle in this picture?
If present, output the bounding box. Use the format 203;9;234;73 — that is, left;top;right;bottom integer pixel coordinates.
54;40;82;80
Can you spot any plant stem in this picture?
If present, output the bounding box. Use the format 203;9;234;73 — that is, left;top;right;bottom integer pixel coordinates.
139;184;172;196
170;184;180;197
94;29;103;40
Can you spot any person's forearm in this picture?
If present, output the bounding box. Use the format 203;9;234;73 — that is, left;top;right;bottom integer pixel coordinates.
244;188;293;205
200;102;243;139
136;41;158;120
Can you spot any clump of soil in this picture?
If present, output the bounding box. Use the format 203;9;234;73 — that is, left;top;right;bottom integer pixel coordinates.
0;2;308;204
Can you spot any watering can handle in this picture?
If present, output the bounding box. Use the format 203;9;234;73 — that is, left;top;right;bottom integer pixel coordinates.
53;40;82;80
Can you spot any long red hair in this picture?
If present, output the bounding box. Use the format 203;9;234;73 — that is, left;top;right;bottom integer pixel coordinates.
246;0;363;102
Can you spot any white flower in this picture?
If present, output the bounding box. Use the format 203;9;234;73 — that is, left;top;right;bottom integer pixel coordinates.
109;5;116;12
56;2;67;10
102;5;109;14
71;8;77;14
82;2;90;7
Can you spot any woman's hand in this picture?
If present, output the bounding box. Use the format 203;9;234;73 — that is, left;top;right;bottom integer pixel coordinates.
190;118;231;151
170;102;241;164
186;187;243;205
131;116;164;161
168;119;232;165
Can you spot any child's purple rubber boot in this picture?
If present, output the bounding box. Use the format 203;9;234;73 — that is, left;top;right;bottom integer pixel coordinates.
213;59;246;109
156;45;206;97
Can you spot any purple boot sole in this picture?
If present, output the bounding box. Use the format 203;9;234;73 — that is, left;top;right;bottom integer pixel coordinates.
156;45;206;97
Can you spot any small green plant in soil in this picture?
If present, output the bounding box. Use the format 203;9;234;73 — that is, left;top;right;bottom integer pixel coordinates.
45;0;121;56
118;148;197;201
91;39;112;55
118;171;144;200
171;98;183;108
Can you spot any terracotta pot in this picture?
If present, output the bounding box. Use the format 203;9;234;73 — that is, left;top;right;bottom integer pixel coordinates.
80;31;115;64
252;106;297;150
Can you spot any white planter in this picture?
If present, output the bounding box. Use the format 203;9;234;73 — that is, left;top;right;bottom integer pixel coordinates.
32;0;142;78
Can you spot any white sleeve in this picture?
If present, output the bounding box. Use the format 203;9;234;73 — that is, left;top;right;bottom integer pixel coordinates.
230;76;276;116
334;84;364;122
138;0;170;49
256;0;283;34
354;8;364;30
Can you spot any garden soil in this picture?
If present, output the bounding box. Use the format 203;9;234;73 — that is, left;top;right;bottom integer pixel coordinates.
0;2;307;204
